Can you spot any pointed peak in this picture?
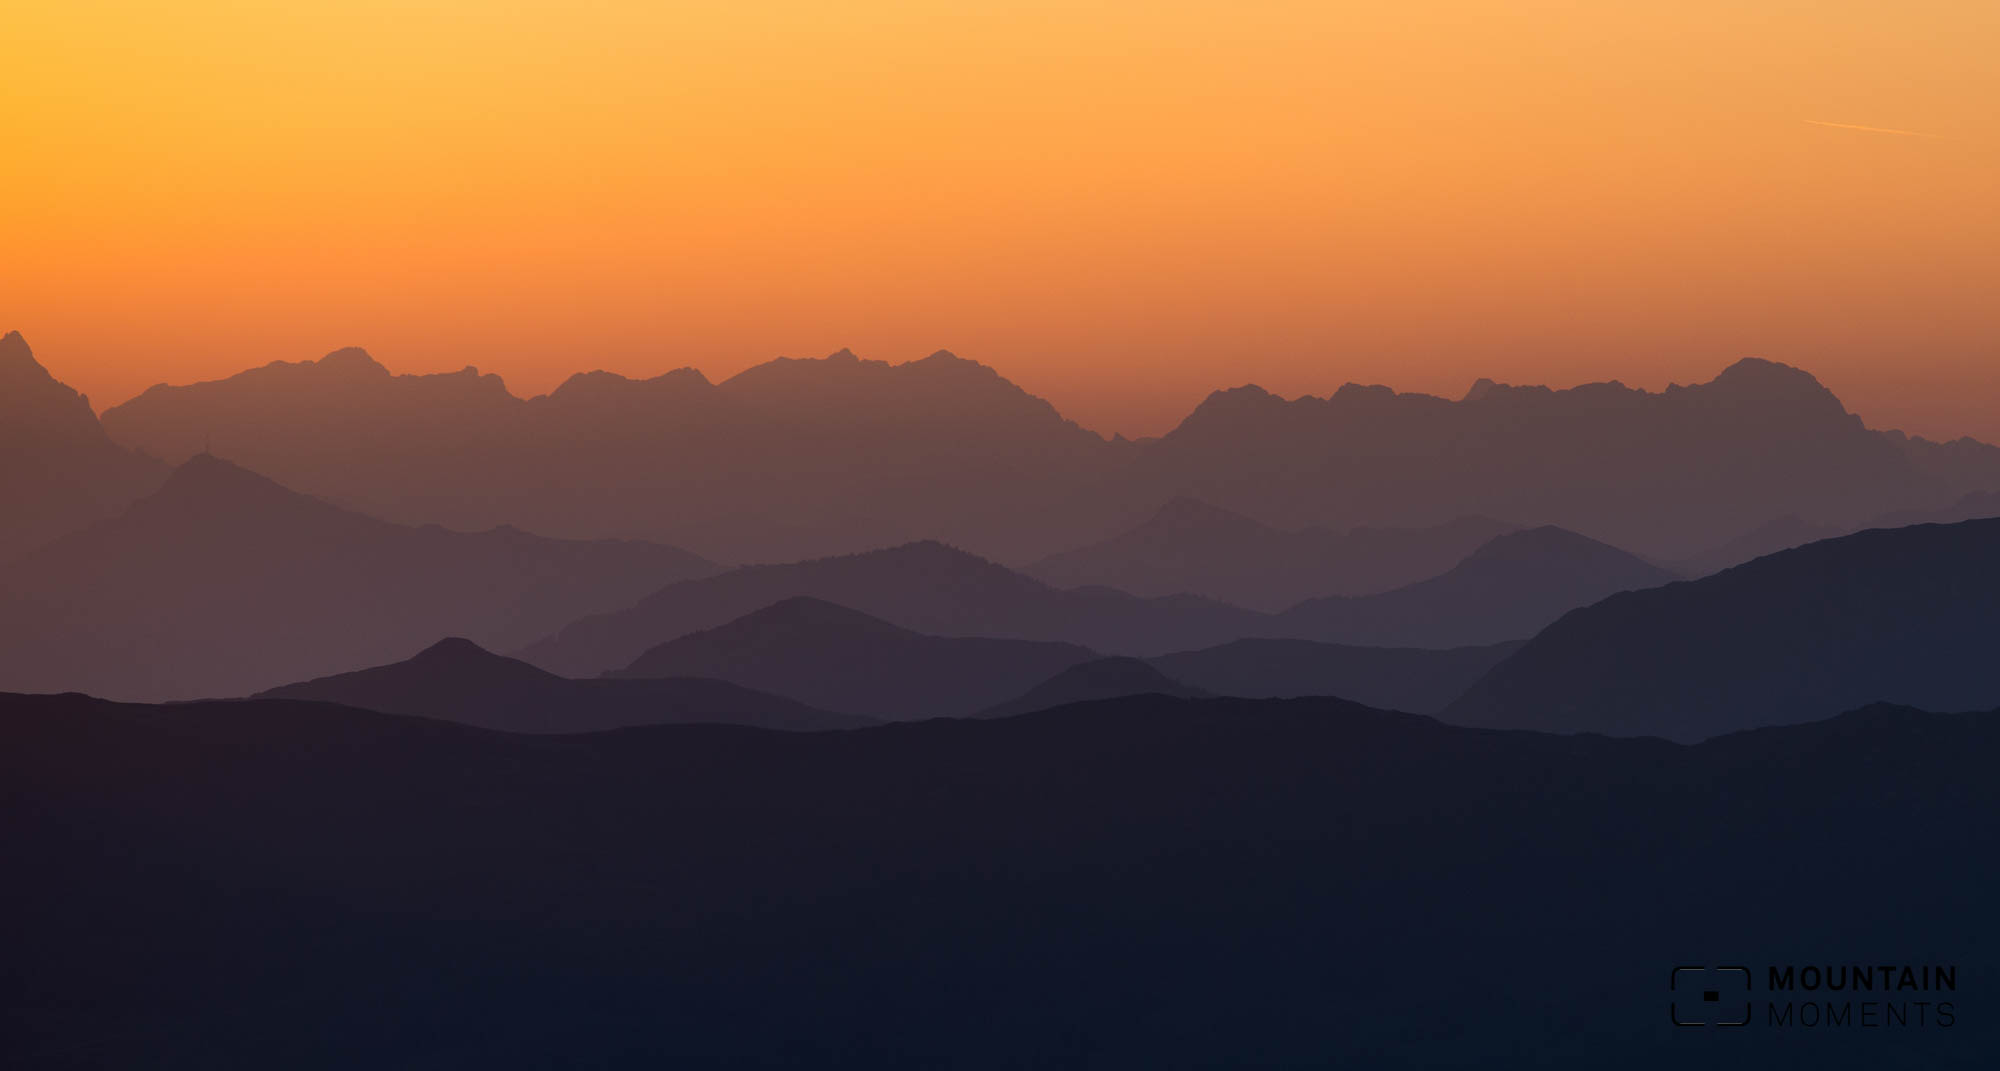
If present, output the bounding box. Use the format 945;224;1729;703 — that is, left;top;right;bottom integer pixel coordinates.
825;347;859;362
154;452;302;506
0;332;57;387
1462;377;1503;402
1463;525;1642;566
413;636;496;661
0;330;53;378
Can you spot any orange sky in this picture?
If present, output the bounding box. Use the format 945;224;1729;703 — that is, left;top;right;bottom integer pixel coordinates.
5;2;1996;441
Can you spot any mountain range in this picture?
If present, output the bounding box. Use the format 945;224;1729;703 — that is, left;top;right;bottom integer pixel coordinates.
97;345;1127;563
6;690;1992;1067
1024;497;1516;609
519;527;1664;677
1446;517;2000;740
1121;359;2000;561
39;336;1992;564
257;637;868;732
0;454;714;700
275;596;1522;719
518;539;1263;675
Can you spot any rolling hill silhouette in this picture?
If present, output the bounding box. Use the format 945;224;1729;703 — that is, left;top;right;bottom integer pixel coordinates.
5;690;1992;1067
0;454;714;700
524;529;1670;677
1025;497;1515;610
609;597;1098;718
1446;517;2000;741
91;346;2000;564
518;541;1264;677
1148;638;1522;714
976;656;1204;718
257;637;866;732
1271;525;1676;647
0;332;164;561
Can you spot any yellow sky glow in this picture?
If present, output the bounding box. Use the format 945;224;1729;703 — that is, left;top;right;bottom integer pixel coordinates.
4;2;1996;440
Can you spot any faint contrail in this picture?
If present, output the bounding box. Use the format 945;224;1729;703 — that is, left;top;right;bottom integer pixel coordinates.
1803;119;1943;139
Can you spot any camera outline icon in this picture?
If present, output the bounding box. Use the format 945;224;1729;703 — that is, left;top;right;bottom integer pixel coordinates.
1670;965;1751;1026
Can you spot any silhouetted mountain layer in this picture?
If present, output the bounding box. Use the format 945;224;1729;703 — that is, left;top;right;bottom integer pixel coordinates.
1121;357;2000;560
100;346;1128;563
1871;488;2000;529
520;541;1263;676
0;455;714;700
5;691;1992;1067
1272;525;1676;647
94;346;2000;563
1025;497;1515;609
525;530;1665;676
610;597;1097;718
1670;514;1845;577
0;332;165;560
1446;518;2000;741
258;637;867;732
1149;638;1523;714
976;656;1204;719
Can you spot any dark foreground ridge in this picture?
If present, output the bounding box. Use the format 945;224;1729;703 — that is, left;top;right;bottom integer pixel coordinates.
4;691;1992;1068
1447;516;2000;739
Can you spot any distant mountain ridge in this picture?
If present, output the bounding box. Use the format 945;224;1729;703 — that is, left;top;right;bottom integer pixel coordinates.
83;344;2000;563
1271;526;1677;647
0;454;714;700
1118;357;2000;560
1026;498;1515;610
100;345;1126;563
610;597;1100;719
519;540;1266;676
0;333;165;560
1445;517;2000;740
521;529;1667;678
977;657;1205;719
259;637;866;732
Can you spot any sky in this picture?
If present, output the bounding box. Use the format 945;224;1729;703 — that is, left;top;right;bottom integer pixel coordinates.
4;2;1996;441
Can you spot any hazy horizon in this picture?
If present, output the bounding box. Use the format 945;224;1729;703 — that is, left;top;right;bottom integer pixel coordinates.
19;339;1996;446
8;2;1996;443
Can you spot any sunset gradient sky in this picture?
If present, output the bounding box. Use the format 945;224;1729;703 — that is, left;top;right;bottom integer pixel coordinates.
6;2;1996;440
